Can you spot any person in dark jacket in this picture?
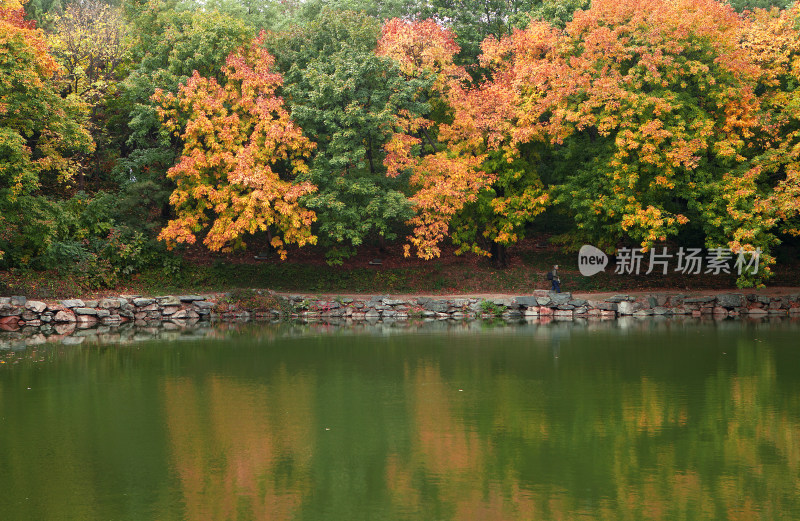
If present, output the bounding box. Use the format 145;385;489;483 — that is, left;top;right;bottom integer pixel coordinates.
547;265;561;293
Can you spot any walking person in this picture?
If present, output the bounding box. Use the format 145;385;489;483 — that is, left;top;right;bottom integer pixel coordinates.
547;264;561;293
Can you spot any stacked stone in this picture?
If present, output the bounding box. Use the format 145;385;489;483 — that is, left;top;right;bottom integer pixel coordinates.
285;291;800;321
2;292;800;334
0;295;212;330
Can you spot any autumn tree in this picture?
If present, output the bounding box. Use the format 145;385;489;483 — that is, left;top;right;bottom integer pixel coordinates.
47;0;131;190
49;0;130;104
0;5;93;201
0;5;94;263
379;18;548;265
733;4;800;283
479;0;770;282
154;35;316;257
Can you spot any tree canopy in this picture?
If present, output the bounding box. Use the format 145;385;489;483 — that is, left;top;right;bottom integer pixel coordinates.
4;0;800;287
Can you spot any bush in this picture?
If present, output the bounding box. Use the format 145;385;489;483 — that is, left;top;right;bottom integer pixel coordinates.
213;288;286;313
0;192;166;288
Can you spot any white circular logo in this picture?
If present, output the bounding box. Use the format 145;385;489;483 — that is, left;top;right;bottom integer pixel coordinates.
578;245;608;276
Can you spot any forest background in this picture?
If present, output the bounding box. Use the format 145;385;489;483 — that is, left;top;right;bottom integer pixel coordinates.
2;0;800;298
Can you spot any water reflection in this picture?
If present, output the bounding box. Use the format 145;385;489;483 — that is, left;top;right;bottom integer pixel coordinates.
1;319;799;520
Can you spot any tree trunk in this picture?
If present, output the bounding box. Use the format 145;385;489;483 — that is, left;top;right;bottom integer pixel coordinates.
490;241;508;269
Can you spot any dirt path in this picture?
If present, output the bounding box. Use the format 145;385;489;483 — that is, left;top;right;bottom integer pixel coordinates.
275;286;800;300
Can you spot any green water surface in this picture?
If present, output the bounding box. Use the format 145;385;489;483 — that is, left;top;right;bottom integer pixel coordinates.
1;319;799;520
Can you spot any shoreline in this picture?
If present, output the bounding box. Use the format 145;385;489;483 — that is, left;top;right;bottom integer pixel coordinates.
2;289;799;351
2;288;799;326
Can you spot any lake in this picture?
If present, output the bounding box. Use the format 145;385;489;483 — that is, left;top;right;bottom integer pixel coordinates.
1;318;798;520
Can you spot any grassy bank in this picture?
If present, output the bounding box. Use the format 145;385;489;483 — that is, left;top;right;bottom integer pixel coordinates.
3;240;800;300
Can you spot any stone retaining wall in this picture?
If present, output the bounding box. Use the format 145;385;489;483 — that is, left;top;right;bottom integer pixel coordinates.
1;290;799;334
2;290;799;350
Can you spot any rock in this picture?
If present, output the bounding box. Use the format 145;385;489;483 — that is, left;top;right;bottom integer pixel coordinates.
685;296;715;304
178;295;206;302
73;307;98;316
76;315;98;326
716;294;745;309
172;309;199;320
418;299;449;313
536;296;552;306
133;298;155;307
382;298;406;306
515;296;539;308
550;293;572;306
54;310;77;323
25;300;47;313
161;306;180;316
10;296;27;306
60;299;85;308
592;302;618;312
606;295;630;303
669;295;687;306
745;307;768;316
96;309;111;318
569;299;588;307
523;307;539;316
652;306;670;315
617;301;641;315
99;298;121;309
156;296;181;306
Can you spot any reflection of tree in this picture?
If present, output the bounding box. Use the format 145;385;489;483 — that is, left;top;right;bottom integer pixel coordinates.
6;325;797;520
163;371;315;520
379;334;800;520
